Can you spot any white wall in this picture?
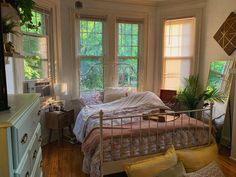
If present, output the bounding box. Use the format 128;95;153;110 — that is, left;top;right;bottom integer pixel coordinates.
201;0;236;160
200;0;236;84
154;0;206;94
58;0;77;99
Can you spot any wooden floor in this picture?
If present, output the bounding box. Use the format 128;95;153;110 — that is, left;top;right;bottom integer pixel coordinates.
42;142;236;177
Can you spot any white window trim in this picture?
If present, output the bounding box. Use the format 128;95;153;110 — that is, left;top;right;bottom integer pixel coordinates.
22;8;52;80
12;2;57;94
162;17;196;89
77;16;105;94
116;21;144;89
154;6;204;93
76;9;148;95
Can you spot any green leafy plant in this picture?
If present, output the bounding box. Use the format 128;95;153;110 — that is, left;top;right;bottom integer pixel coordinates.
176;75;226;110
24;56;42;80
2;16;20;36
5;0;40;29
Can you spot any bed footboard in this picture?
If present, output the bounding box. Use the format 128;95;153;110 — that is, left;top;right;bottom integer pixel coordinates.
99;104;213;176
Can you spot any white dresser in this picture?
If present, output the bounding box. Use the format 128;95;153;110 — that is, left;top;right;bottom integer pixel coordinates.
0;94;43;177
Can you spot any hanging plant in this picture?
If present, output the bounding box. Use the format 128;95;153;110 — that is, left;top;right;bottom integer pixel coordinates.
2;16;20;36
5;0;40;29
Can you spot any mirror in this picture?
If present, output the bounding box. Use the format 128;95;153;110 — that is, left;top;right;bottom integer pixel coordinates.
207;60;235;118
206;60;236;143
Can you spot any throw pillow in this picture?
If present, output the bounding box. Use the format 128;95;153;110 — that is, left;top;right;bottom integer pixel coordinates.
184;161;225;177
156;161;186;177
125;146;177;177
104;87;129;103
176;142;218;172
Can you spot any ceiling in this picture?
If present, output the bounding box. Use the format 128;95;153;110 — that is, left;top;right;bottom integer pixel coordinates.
93;0;199;6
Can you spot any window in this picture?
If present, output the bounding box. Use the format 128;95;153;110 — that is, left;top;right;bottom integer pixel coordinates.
117;23;140;89
79;19;104;94
162;18;196;90
21;10;50;81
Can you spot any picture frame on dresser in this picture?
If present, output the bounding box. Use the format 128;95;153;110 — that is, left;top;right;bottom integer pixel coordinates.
0;94;43;177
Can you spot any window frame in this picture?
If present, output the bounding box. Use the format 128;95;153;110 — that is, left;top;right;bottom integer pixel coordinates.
116;20;143;89
162;17;196;90
21;8;53;81
78;17;105;93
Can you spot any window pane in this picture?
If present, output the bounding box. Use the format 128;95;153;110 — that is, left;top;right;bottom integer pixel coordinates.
24;57;48;80
21;10;48;35
118;23;139;57
22;29;49;80
163;18;195;90
23;35;48;59
80;19;103;56
79;19;104;94
118;58;138;88
118;23;140;89
163;59;191;90
164;18;195;57
80;58;103;92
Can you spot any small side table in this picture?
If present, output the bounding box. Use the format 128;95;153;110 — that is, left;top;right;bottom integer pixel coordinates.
45;109;74;143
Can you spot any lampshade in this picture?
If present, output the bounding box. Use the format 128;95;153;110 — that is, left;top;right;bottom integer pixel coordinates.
53;83;68;96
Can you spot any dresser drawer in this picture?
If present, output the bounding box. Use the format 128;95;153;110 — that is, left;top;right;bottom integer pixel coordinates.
31;148;42;177
15;153;31;177
29;124;42;171
12;99;41;168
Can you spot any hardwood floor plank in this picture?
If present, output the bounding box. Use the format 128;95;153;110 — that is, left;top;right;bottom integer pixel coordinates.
42;142;236;177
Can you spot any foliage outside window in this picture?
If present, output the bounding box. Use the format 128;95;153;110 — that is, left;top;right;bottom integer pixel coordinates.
79;19;103;93
21;10;50;80
118;23;139;89
163;17;196;90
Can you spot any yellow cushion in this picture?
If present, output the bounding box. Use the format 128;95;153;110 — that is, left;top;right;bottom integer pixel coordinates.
176;143;218;173
125;146;177;177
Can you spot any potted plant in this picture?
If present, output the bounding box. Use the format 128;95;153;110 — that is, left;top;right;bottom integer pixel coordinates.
176;75;226;111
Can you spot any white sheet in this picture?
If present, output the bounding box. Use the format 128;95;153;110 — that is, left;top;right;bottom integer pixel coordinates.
73;91;166;142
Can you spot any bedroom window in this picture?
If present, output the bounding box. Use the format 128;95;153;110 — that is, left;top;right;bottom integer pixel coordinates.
117;22;140;89
79;18;104;94
162;17;196;90
21;10;50;81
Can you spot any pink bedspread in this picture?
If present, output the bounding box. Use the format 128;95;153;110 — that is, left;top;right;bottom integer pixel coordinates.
75;92;210;176
82;114;208;155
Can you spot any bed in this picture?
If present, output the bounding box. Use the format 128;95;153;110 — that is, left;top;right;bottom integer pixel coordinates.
73;91;212;177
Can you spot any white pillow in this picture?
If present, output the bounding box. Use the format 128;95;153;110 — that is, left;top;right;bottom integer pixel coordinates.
103;87;129;103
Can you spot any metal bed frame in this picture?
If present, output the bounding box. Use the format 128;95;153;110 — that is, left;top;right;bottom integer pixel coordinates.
98;104;213;176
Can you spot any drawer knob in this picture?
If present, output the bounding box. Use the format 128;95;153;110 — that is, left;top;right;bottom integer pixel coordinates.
38;110;41;116
21;134;28;144
25;171;29;177
33;150;38;159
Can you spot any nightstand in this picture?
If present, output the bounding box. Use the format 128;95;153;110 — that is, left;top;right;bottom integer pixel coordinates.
45;109;74;143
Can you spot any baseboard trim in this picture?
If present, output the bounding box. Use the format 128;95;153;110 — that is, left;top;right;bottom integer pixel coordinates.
229;156;236;162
